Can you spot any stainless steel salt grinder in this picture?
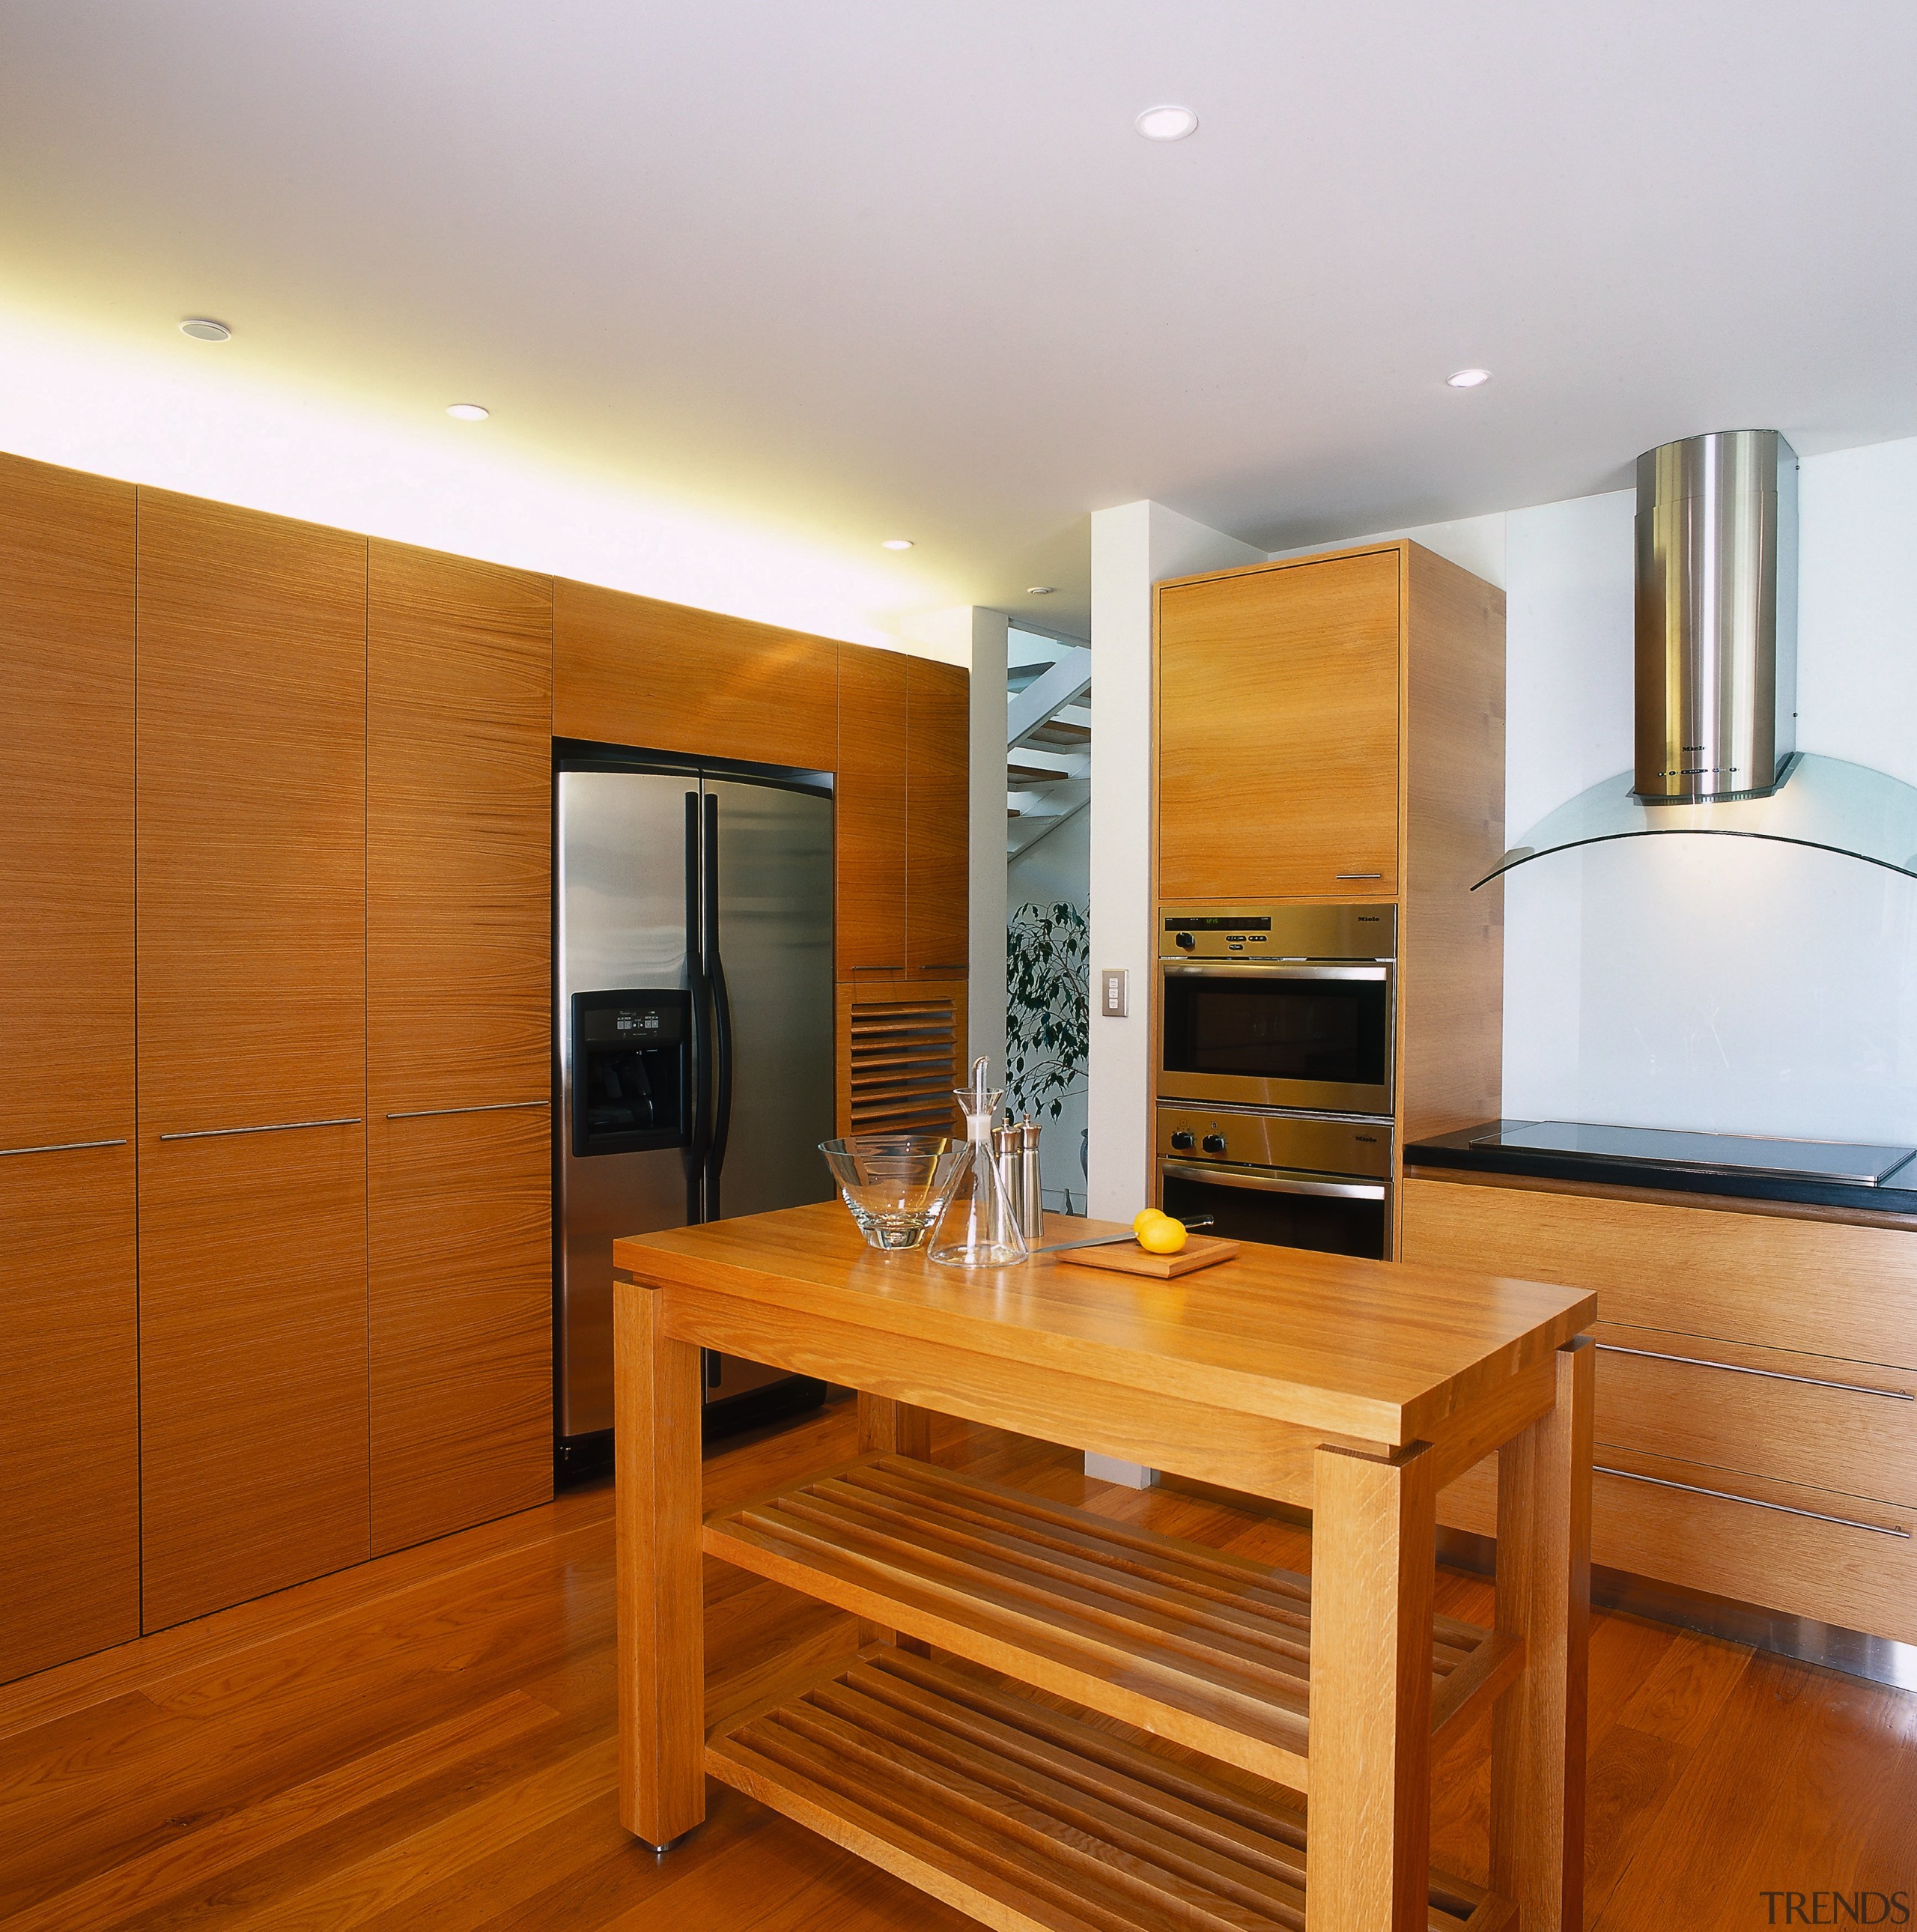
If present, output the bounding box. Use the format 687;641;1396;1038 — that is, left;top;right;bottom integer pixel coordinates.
993;1114;1024;1235
1018;1116;1045;1242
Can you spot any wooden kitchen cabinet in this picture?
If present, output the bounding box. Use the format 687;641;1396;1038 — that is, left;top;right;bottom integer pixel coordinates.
370;1106;552;1554
368;540;553;1549
905;657;970;978
136;490;371;1629
1403;1169;1917;1645
139;1125;371;1630
0;454;139;1681
1157;547;1401;900
553;577;837;771
835;642;910;978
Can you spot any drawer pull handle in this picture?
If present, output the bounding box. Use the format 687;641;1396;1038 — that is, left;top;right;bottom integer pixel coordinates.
0;1137;129;1158
386;1100;550;1120
1597;1341;1913;1402
160;1117;361;1142
1335;872;1384;880
1594;1463;1912;1538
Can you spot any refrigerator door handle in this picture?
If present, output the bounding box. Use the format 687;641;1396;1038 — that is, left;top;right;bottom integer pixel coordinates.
703;790;736;1212
684;791;713;1216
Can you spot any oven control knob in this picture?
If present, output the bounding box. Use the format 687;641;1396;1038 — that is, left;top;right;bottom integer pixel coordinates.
1174;931;1197;950
1170;1129;1194;1152
1202;1132;1227;1155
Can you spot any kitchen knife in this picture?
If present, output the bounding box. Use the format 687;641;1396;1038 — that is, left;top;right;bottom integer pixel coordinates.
1033;1217;1214;1257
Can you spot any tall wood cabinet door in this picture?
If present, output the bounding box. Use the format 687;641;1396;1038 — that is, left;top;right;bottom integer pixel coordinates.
139;1126;371;1630
905;658;970;979
0;455;138;1679
553;578;838;771
368;541;553;1111
836;643;909;979
1157;551;1401;899
368;541;553;1549
370;1108;553;1555
136;490;370;1629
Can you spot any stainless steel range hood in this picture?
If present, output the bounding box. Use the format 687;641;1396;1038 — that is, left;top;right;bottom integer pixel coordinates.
1634;429;1796;804
1477;429;1917;890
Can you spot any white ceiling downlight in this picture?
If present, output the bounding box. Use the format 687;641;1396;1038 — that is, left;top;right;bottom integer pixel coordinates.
1447;368;1492;389
179;318;231;342
881;537;914;550
446;402;490;421
1025;585;1056;595
1134;105;1198;142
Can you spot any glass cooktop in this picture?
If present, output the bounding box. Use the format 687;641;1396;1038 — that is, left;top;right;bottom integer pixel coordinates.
1470;1120;1917;1188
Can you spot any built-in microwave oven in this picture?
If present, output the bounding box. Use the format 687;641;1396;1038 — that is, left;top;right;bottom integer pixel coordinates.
1158;904;1396;1117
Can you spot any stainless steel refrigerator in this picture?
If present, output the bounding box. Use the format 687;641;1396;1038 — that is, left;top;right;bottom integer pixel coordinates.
554;750;835;1459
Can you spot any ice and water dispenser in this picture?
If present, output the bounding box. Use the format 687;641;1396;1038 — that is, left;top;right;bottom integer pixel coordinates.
569;991;690;1156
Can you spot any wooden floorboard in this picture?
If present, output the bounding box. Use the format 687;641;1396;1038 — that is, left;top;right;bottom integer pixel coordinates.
0;1397;1910;1931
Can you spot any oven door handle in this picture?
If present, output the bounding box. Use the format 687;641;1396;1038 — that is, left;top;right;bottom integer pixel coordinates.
1160;1158;1388;1201
1159;962;1389;981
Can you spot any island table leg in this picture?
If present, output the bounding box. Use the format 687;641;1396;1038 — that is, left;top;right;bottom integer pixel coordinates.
1307;1439;1436;1932
614;1274;706;1852
857;1394;933;1653
1489;1334;1594;1931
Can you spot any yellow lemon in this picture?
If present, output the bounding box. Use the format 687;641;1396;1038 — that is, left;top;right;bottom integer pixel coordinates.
1131;1208;1169;1236
1137;1216;1188;1255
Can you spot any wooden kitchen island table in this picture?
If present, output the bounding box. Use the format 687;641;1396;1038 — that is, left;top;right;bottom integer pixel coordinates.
613;1203;1597;1932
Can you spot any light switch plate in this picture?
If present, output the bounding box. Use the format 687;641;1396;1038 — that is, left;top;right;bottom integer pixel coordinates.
1100;968;1128;1018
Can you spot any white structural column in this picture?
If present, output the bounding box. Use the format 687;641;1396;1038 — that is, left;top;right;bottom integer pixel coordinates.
1086;502;1263;1223
967;608;1011;1075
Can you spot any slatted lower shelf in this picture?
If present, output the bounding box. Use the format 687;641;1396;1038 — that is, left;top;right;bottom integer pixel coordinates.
708;1647;1508;1932
704;1453;1516;1790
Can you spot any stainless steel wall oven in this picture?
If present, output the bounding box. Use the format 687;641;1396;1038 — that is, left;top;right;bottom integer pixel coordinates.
1158;905;1395;1116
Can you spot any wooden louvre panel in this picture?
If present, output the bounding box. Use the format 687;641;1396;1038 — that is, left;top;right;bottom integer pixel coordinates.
843;988;963;1135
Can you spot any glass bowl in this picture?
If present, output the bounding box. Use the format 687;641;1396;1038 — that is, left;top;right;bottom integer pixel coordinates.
819;1134;968;1251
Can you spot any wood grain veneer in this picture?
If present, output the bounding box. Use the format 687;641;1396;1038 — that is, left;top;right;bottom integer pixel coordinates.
905;657;969;978
135;489;368;1131
1399;545;1505;1146
1400;1171;1917;1371
0;1143;139;1683
553;577;836;771
369;1105;553;1556
0;453;135;1154
368;539;552;1113
139;1123;371;1632
836;643;909;978
1156;548;1401;900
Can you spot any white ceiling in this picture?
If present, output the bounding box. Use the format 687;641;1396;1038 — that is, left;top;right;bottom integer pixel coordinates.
3;0;1914;644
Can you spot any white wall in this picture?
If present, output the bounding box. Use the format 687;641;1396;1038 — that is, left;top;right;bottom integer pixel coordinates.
1307;434;1917;1145
1087;502;1264;1219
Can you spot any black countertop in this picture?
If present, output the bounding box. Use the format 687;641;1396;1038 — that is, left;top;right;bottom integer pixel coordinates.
1405;1120;1917;1218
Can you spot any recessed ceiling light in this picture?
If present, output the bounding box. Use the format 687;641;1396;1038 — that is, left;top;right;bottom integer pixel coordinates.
446;403;490;421
179;318;231;342
1135;105;1198;142
1447;368;1492;389
881;538;914;550
1026;586;1057;596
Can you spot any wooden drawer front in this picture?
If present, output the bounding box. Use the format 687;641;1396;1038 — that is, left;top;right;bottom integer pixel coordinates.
1594;1324;1917;1507
1400;1174;1917;1371
1438;1448;1916;1644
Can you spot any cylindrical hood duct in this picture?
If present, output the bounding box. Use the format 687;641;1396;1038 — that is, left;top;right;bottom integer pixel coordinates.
1633;428;1798;803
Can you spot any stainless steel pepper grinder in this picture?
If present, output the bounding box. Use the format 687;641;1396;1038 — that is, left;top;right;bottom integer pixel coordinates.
1018;1115;1045;1243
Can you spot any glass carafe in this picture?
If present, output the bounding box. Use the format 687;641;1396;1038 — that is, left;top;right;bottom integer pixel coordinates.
929;1058;1030;1268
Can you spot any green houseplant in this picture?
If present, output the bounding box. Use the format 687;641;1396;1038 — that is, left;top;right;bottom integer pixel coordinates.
1004;900;1089;1122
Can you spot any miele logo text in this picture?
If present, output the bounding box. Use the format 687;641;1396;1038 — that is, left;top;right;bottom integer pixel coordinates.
1761;1894;1911;1925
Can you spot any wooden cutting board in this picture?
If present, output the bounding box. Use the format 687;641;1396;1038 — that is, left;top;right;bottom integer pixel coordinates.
1055;1234;1241;1280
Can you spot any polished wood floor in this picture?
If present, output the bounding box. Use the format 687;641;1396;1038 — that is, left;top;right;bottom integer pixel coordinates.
1;1400;1913;1931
